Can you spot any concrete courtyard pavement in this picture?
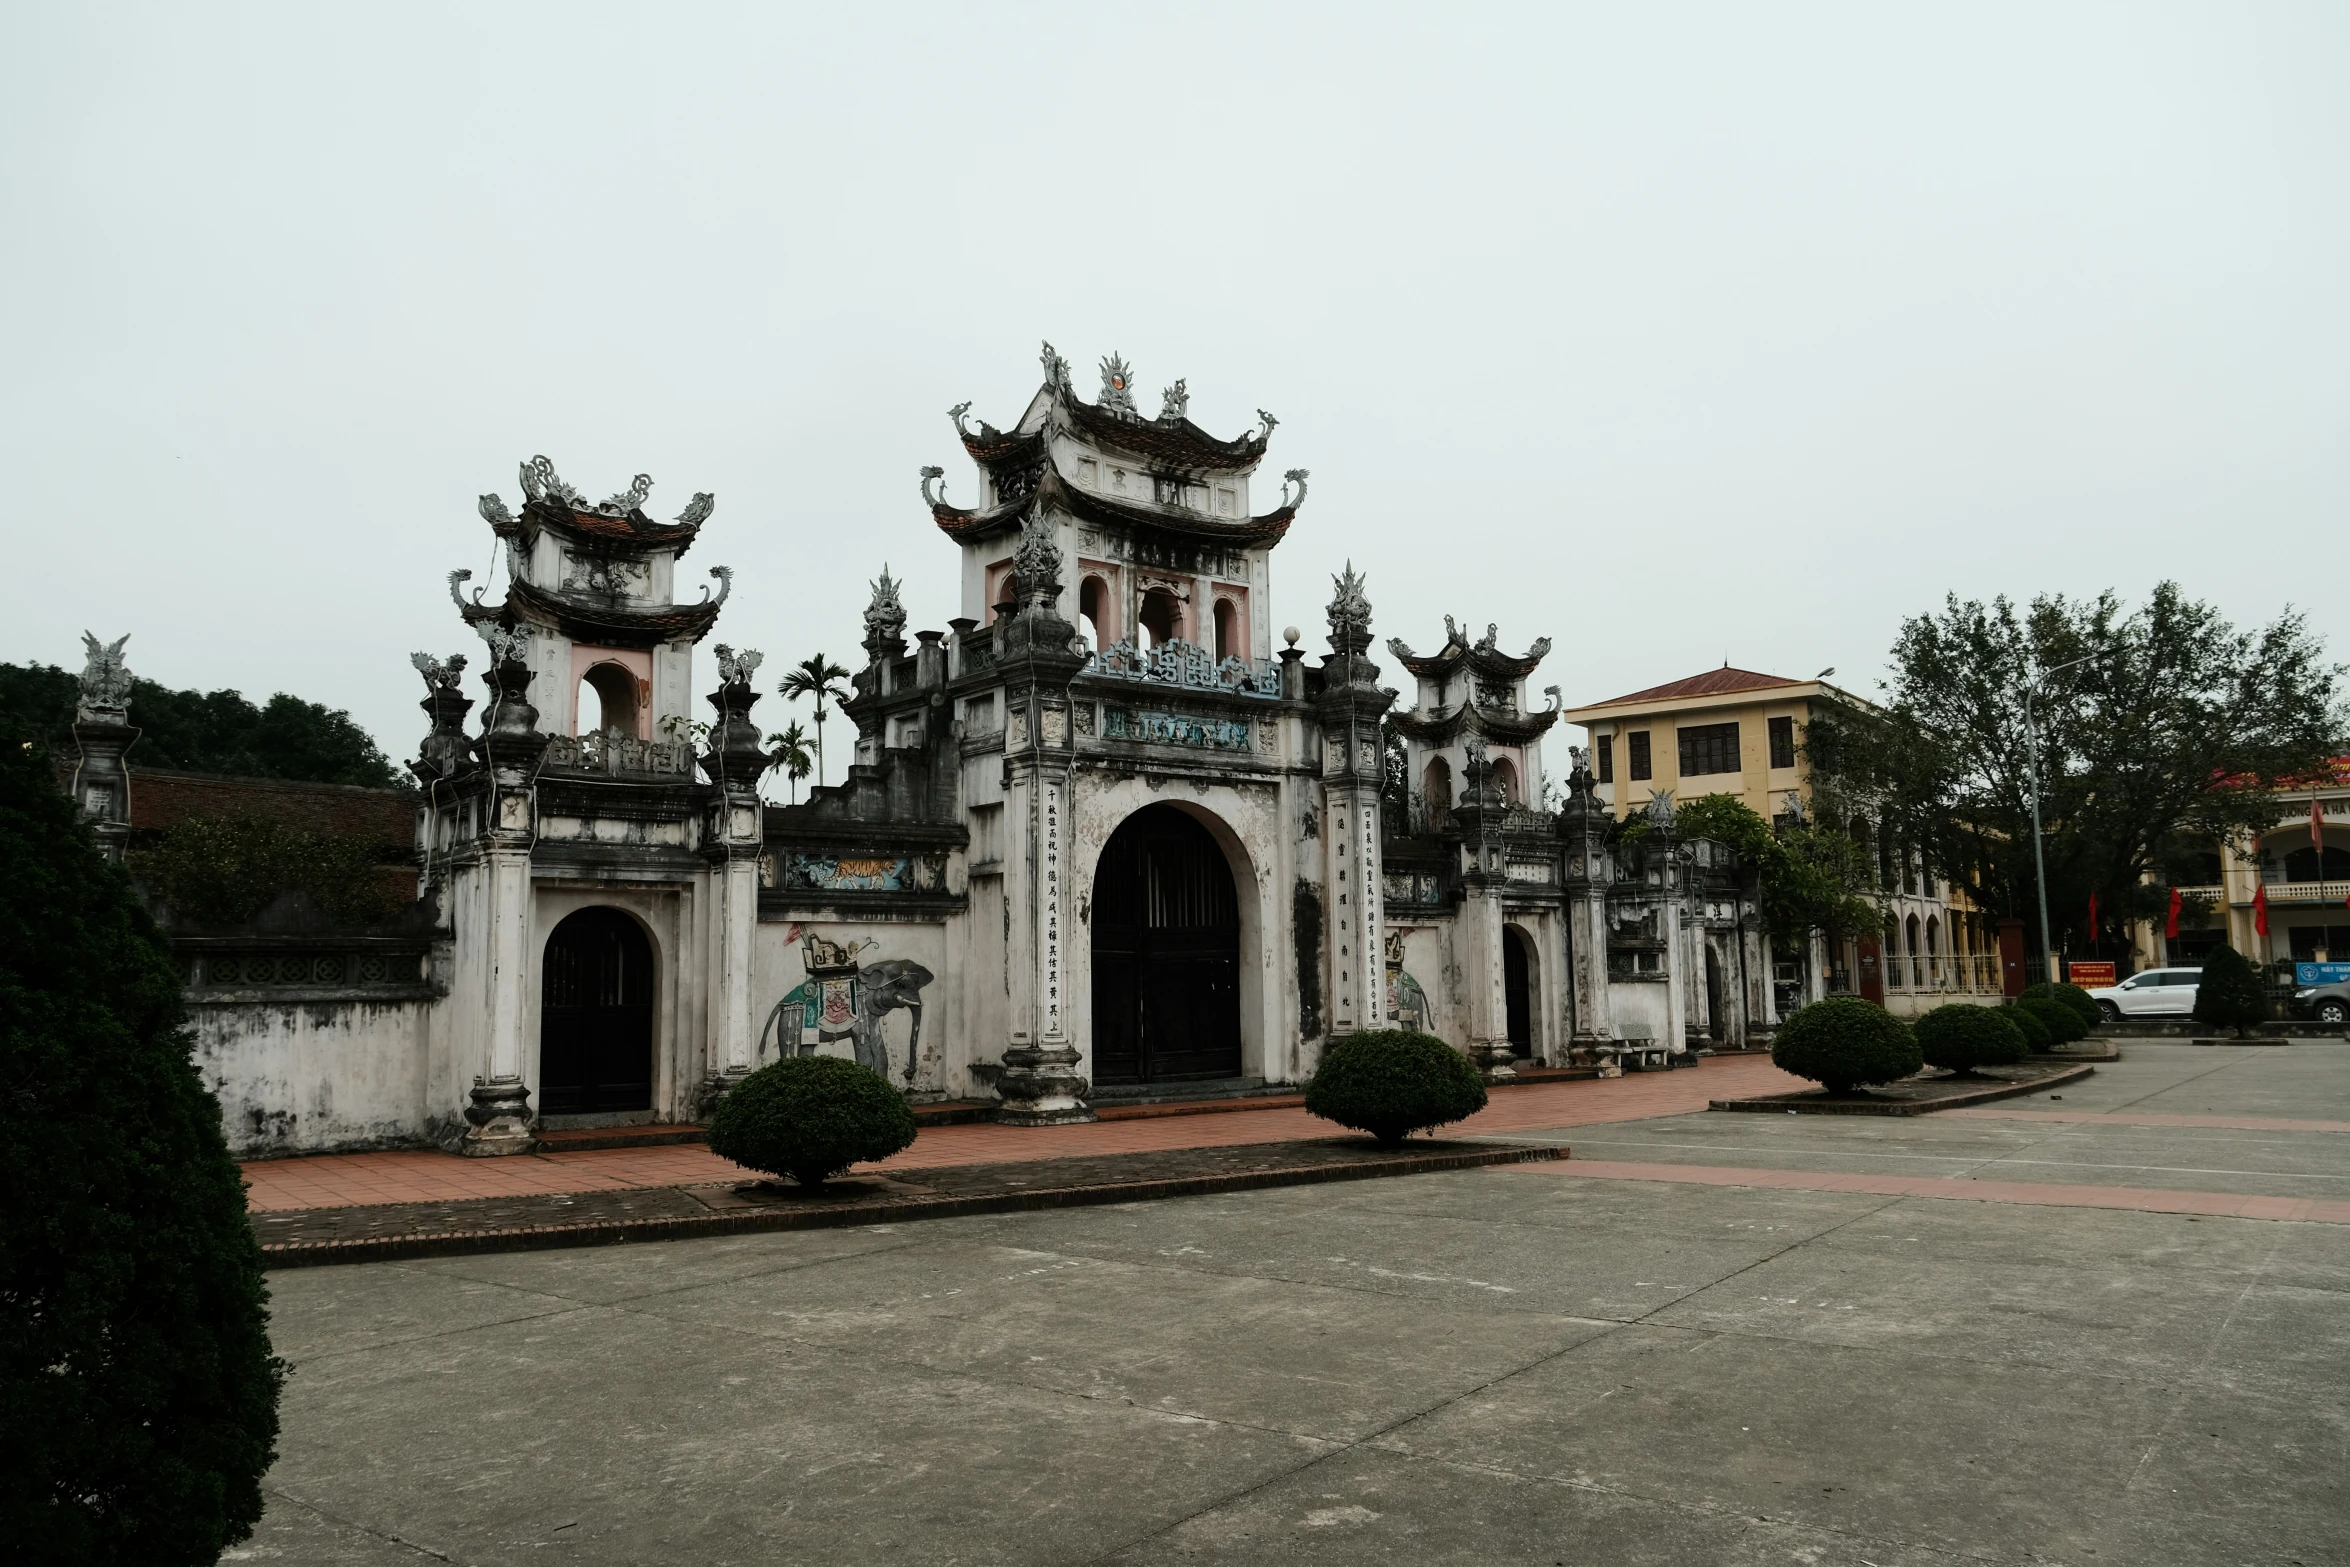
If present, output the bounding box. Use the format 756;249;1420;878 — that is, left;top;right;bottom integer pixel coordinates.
240;1045;2348;1565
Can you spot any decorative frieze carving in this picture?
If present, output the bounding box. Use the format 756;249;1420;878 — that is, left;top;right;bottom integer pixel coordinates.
1103;709;1252;751
779;852;947;894
1086;637;1281;699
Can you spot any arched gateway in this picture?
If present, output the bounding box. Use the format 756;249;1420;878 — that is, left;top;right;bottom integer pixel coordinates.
540;908;655;1115
1090;805;1242;1084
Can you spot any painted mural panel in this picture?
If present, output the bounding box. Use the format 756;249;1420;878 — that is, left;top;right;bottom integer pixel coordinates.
771;851;947;894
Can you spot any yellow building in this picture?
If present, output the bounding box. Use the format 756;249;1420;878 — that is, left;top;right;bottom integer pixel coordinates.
1562;665;2002;1016
1560;665;1827;824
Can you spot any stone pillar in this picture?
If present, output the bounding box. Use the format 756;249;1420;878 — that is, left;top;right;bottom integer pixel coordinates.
991;516;1093;1125
1558;763;1615;1051
67;633;139;862
462;635;549;1156
1311;565;1397;1052
701;652;768;1107
1451;744;1515;1078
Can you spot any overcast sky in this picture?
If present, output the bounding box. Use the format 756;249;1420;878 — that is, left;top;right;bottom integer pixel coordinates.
4;3;2343;775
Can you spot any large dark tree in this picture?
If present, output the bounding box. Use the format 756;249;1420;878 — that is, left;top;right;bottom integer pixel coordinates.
0;741;285;1560
1808;584;2341;959
0;661;398;788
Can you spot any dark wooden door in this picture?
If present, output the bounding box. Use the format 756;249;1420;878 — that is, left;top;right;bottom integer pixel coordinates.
540;908;654;1115
1091;806;1241;1084
1503;926;1533;1056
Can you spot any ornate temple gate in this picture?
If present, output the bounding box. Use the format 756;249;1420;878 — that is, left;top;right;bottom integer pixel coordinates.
1090;805;1242;1083
539;908;655;1115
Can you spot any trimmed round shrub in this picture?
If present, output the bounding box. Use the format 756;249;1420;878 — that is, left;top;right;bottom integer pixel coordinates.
1;737;284;1563
708;1055;917;1188
2022;981;2101;1031
1305;1029;1489;1144
1770;997;1922;1094
2017;994;2087;1045
1914;1004;2030;1074
2005;1002;2053;1051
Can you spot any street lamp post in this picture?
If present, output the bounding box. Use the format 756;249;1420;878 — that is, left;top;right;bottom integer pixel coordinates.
2021;653;2101;988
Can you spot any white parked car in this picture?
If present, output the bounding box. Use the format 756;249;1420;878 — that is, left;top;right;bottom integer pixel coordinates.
2084;968;2201;1021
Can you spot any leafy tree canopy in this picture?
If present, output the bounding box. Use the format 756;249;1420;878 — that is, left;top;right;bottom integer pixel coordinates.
1807;584;2340;955
0;662;399;789
1671;793;1882;949
0;736;284;1561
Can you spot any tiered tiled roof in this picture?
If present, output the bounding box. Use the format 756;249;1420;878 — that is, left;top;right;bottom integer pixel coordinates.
931;466;1294;549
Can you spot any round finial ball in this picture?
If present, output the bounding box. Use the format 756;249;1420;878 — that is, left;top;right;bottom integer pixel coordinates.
1283;626;1301;647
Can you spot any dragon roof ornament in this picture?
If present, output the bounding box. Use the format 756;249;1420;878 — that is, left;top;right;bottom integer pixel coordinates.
517;455;585;508
1158;379;1189;421
919;465;950;509
1040;340;1072;391
713;644;763;686
598;474;654;516
674;492;714;527
1281;468;1309;509
410;650;468;693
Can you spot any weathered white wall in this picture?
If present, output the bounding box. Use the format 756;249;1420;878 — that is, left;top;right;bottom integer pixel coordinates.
193;994;436;1158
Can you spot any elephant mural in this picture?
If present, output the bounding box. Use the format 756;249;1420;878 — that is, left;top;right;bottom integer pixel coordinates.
759;933;936;1084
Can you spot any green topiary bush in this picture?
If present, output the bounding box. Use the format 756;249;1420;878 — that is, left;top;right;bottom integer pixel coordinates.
2005;1002;2053;1051
1305;1029;1489;1144
1914;1003;2030;1074
0;736;284;1563
2017;994;2087;1045
708;1055;917;1188
2192;945;2266;1038
2022;980;2102;1031
1770;997;1922;1094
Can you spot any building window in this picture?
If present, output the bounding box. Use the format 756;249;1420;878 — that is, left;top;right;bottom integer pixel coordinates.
1677;722;1739;777
1597;735;1614;783
1769;715;1795;769
1627;730;1651;781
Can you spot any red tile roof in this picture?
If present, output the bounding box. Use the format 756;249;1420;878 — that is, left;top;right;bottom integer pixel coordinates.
1581;667;1806;709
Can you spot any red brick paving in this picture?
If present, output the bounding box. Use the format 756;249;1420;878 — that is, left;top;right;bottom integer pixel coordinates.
1944;1107;2350;1134
1503;1158;2350;1224
239;1056;1811;1213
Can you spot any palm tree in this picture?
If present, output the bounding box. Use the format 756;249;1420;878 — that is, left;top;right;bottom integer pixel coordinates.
765;721;815;804
778;653;852;791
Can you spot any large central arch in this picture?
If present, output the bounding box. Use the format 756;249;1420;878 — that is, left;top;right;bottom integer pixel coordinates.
540;906;655;1115
1090;804;1243;1083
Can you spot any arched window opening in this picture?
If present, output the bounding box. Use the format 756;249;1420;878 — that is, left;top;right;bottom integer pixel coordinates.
992;572;1022;625
1213;599;1239;662
1491;756;1520;807
1925;916;1940;955
2283;843;2350;882
1139;588;1183;649
1423;756;1453;818
579;663;642;739
1079;575;1107;649
1905;913;1922;954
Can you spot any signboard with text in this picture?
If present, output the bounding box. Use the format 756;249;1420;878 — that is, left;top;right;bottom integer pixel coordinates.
2066;961;2117;988
2295;962;2350;987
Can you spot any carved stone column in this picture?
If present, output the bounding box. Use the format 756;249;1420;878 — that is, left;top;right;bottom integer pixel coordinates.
1557;761;1615;1052
67;633;139;863
1312;565;1398;1050
1451;742;1515;1079
701;650;768;1108
992;517;1093;1125
462;635;549;1156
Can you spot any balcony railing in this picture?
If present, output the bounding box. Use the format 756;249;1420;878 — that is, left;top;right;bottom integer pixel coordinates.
2260;878;2350;903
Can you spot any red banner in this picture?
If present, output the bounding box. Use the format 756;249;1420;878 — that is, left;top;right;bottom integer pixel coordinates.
2067;960;2117;988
